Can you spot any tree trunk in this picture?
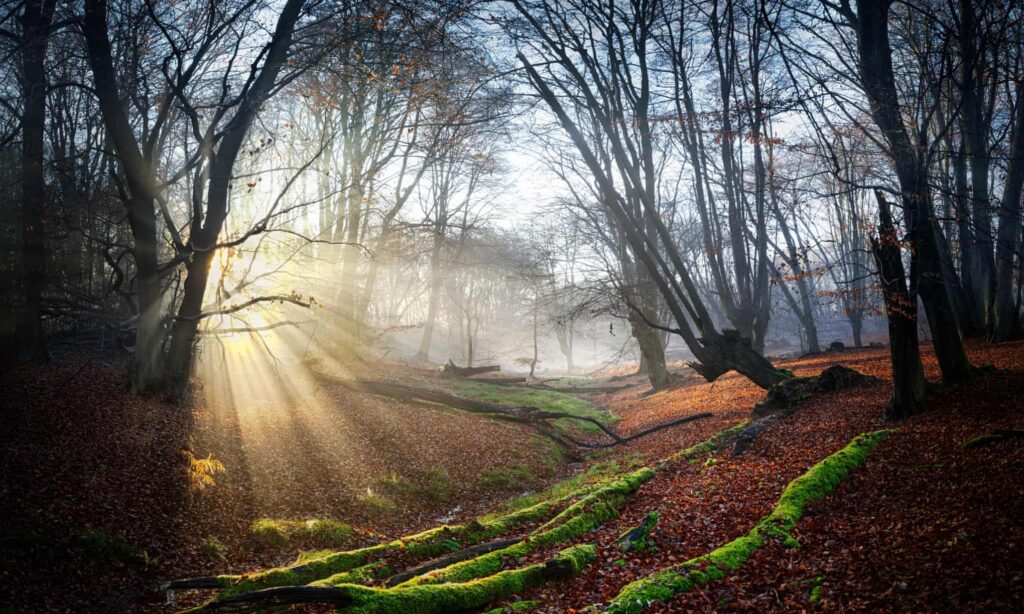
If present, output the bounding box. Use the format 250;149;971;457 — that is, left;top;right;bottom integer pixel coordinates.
16;0;56;363
854;0;972;384
992;79;1024;340
416;232;444;362
871;192;927;419
628;314;670;390
850;315;863;348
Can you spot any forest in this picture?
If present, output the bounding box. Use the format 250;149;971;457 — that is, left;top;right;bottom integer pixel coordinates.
0;0;1022;611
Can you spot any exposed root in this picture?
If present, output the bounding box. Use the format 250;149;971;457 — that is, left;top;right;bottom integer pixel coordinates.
962;428;1024;449
734;366;875;456
164;491;577;595
327;376;710;449
601;429;893;613
186;544;596;613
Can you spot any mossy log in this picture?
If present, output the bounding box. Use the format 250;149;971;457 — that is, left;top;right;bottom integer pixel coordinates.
601;430;892;613
384;537;520;587
187;544;596;613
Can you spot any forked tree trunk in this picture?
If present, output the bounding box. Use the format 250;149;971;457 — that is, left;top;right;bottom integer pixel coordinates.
853;0;971;385
871;192;927;418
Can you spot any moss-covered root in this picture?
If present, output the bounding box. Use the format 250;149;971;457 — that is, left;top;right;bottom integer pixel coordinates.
962;428;1024;449
397;468;655;588
185;545;595;614
657;421;748;468
200;491;576;598
602;430;892;614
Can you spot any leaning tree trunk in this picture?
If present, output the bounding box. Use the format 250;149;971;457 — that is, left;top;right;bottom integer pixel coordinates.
163;0;306;397
871;192;927;419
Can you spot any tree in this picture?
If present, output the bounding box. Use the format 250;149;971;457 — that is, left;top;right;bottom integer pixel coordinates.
510;0;791;389
82;0;310;395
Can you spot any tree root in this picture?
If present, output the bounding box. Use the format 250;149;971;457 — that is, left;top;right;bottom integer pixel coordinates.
185;544;596;613
394;468;654;587
601;429;893;613
384;537;520;587
962;428;1024;449
733;366;876;457
164;489;578;596
164;470;651;609
325;376;710;449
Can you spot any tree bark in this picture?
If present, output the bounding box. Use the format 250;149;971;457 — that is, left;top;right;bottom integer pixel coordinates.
16;0;57;363
992;78;1024;340
853;0;972;384
871;192;927;418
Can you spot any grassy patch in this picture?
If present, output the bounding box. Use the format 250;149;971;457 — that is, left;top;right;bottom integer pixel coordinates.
252;518;356;548
376;468;453;503
359;489;397;515
488;455;646;517
479;466;535;491
453;381;613;435
200;536;227;561
74;531;146;566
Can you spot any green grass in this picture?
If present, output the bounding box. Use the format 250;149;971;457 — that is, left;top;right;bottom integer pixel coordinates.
479;466;535;490
454;381;614;435
200;536;227;560
485;454;647;518
251;518;356;548
376;468;453;503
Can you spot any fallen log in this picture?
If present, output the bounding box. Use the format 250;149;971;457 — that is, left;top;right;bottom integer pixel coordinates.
443;360;500;377
324;376;711;449
384;537;519;587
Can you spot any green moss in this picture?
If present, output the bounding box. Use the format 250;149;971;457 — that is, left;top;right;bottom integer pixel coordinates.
209;485;581;597
809;584;822;603
308;561;391;587
603;430;892;613
658;422;748;467
398;469;653;588
189;546;594;614
495;454;646;515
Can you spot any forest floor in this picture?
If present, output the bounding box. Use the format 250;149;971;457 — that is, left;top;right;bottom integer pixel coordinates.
1;340;1022;612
